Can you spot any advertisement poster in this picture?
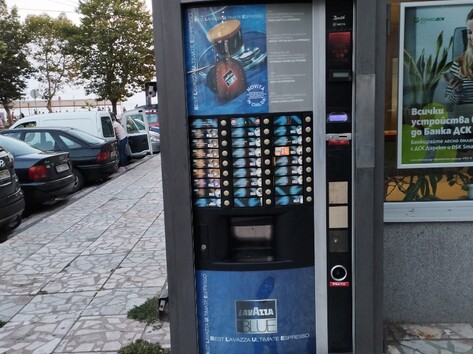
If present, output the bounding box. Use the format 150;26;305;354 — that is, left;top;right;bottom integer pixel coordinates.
184;4;313;116
398;1;473;168
196;268;316;354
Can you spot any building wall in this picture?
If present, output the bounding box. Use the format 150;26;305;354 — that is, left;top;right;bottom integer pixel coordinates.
384;222;473;323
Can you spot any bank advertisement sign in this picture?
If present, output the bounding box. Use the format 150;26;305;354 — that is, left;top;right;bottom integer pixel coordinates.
183;3;313;116
398;0;473;168
195;268;315;354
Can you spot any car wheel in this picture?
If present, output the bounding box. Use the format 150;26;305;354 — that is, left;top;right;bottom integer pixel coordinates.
72;169;84;193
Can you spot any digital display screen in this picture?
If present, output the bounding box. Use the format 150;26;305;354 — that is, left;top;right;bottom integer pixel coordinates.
328;112;349;122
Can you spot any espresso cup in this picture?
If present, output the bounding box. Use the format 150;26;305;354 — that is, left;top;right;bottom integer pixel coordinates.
207;20;244;57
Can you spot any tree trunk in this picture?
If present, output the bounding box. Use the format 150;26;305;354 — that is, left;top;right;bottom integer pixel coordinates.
4;107;12;126
111;99;118;115
46;99;53;113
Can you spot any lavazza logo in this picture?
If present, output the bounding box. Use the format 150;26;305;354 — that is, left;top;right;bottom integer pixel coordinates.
235;299;277;334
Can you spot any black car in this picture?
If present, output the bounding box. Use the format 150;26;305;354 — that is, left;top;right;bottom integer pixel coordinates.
0;146;25;233
0;135;75;206
1;127;119;192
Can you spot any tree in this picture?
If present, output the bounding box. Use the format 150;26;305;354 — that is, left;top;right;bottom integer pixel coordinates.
25;14;79;113
75;0;155;114
0;0;32;124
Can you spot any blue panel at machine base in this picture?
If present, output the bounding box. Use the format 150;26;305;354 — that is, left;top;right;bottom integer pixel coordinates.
196;267;316;354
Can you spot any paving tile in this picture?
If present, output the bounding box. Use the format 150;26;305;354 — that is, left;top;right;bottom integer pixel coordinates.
120;250;167;268
82;287;160;316
10;292;96;322
81;237;140;256
6;254;77;275
65;253;127;273
102;266;167;289
54;315;146;353
42;270;111;293
0;314;77;353
0;274;53;295
142;321;171;348
0;295;33;321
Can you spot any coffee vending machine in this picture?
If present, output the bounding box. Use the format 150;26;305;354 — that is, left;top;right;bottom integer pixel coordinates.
153;0;384;352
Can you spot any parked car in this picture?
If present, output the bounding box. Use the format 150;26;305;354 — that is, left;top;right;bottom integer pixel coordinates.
9;111;116;141
0;135;75;206
136;104;159;129
130;116;160;153
0;146;25;233
121;109;154;158
0;127;119;193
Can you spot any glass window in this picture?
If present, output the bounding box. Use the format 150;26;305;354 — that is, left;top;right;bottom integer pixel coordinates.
101;116;115;138
126;116;140;134
385;0;473;202
24;131;55;151
57;134;83;149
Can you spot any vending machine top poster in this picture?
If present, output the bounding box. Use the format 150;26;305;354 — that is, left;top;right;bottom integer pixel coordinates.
183;3;313;116
398;0;473;168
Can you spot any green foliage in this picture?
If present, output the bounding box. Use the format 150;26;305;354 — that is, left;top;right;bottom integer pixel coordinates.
0;320;6;328
74;0;155;113
118;339;170;354
25;14;80;113
0;0;32;122
403;31;453;107
127;297;160;325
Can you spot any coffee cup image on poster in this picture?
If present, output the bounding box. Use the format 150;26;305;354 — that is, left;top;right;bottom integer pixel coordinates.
184;4;313;115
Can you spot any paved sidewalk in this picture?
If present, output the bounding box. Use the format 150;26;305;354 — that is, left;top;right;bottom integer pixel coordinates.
0;155;170;354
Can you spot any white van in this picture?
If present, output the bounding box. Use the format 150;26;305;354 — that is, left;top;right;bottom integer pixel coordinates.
10;111;116;141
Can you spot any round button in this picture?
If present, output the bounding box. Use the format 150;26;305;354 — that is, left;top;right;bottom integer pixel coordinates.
221;120;227;126
306;137;311;143
264;139;270;145
306;196;312;203
223;181;229;186
265;169;271;175
264;129;270;135
306;147;312;153
264;118;270;124
265;189;271;195
201;244;207;251
223;171;229;176
305;127;311;133
305;116;312;122
265;159;271;165
222;151;228;156
265;149;271;155
223;161;228;167
224;200;230;206
331;265;348;282
224;190;230;196
306;157;312;163
306;187;312;192
306;177;312;183
222;141;228;146
221;131;227;136
265;179;271;185
306;167;312;173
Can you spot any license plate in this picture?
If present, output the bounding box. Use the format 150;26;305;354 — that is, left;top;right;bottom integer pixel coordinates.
0;169;10;182
56;163;69;173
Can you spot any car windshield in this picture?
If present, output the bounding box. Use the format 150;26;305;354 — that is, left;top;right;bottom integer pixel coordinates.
69;129;106;144
0;135;41;156
147;113;159;124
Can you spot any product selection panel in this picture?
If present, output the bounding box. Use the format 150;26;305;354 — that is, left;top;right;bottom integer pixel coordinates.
190;113;314;209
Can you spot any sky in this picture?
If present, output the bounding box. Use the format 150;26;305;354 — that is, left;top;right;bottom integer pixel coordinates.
4;0;156;113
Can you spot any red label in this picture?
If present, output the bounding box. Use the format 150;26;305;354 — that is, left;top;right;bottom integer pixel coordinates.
329;281;350;287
